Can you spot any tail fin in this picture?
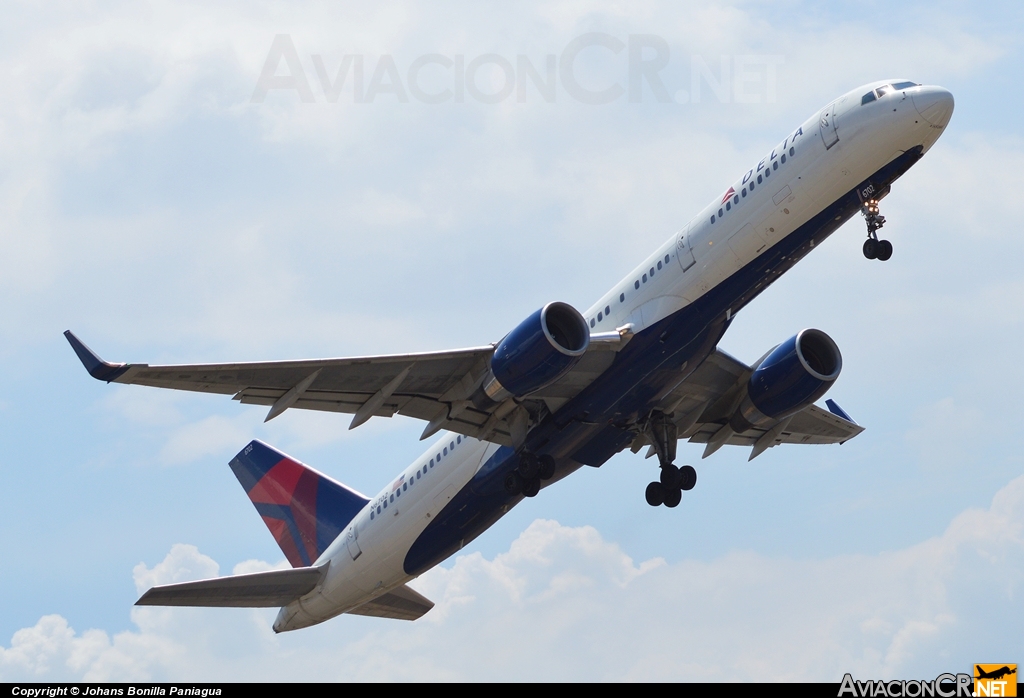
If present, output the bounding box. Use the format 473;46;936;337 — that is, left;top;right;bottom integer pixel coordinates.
229;440;369;568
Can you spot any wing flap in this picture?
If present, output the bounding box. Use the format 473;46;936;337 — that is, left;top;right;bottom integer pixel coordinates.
135;565;326;608
345;584;434;621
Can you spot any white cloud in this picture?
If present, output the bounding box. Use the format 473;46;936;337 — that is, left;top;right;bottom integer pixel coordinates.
3;474;1022;682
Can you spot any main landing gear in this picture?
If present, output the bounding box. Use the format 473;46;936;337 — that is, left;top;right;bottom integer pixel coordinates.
503;452;556;498
861;199;893;261
643;411;697;508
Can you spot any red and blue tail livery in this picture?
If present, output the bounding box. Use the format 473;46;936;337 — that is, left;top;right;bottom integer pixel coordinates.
229;440;369;568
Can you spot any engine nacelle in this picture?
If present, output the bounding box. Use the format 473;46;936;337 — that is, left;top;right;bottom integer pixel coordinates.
486;302;590;400
731;328;842;432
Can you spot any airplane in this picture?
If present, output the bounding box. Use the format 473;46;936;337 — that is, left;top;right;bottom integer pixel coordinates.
66;79;954;631
975;666;1016;681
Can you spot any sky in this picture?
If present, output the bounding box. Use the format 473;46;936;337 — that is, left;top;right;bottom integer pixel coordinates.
1;0;1023;682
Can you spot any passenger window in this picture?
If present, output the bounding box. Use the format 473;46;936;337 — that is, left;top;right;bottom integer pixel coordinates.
590;318;596;328
450;441;455;450
664;254;670;264
781;154;786;164
597;312;603;321
757;174;762;184
741;189;746;198
718;208;724;217
377;505;381;514
619;293;625;302
726;202;731;211
457;436;462;443
403;483;407;491
642;274;647;283
733;196;739;204
711;216;715;224
789;147;794;156
772;161;778;171
634;280;640;289
605;305;610;315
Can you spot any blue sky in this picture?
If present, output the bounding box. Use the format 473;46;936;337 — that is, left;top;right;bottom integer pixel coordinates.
1;0;1022;681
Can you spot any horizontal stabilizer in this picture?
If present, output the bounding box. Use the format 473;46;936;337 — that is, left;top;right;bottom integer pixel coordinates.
136;565;326;608
346;583;434;621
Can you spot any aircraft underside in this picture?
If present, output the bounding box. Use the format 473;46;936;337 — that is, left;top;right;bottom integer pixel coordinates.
404;145;924;576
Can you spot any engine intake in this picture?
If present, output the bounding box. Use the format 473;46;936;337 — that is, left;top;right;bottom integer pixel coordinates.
732;328;842;431
486;302;590;400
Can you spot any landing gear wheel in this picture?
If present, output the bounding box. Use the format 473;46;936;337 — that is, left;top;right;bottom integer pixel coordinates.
517;453;538;479
863;238;878;259
522;476;541;498
660;463;680;488
663;486;682;508
537;455;556;481
645;482;665;507
876;239;893;261
679;465;697;491
503;471;522;495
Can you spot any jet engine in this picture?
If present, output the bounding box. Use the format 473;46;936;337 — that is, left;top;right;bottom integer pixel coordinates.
484;302;590;400
731;328;842;432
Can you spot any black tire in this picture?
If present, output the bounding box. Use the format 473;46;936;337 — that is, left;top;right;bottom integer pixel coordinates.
660;463;680;488
663;486;682;508
522;476;541;498
538;455;556;480
863;238;878;259
503;471;522;495
645;482;665;507
877;239;893;261
679;465;697;491
517;453;538;479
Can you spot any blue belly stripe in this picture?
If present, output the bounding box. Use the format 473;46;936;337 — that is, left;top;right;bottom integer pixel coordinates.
404;146;924;576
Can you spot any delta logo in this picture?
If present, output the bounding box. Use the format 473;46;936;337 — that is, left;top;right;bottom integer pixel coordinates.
974;665;1017;697
721;187;736;204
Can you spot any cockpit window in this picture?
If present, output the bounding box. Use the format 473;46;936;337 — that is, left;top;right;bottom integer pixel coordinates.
861;91;877;105
876;85;892;98
892;81;919;90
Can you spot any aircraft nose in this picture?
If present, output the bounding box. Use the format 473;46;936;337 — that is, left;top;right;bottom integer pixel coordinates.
912;87;954;128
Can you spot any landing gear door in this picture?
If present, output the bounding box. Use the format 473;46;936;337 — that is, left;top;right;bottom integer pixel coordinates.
819;102;839;149
676;223;696;272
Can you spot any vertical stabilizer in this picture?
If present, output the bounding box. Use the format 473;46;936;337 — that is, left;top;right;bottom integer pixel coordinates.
229;440;369;567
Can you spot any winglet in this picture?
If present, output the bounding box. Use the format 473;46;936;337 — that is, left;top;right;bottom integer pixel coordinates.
63;330;130;382
825;399;856;424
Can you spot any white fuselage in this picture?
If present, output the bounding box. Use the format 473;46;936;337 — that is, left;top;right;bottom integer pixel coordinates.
274;80;953;632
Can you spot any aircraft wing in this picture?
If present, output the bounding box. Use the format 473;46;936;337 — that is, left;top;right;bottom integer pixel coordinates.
344;583;435;621
135;565;326;607
65;330;513;442
646;349;864;461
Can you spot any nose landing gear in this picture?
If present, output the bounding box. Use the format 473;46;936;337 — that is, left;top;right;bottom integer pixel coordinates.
861;199;893;261
642;411;697;508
